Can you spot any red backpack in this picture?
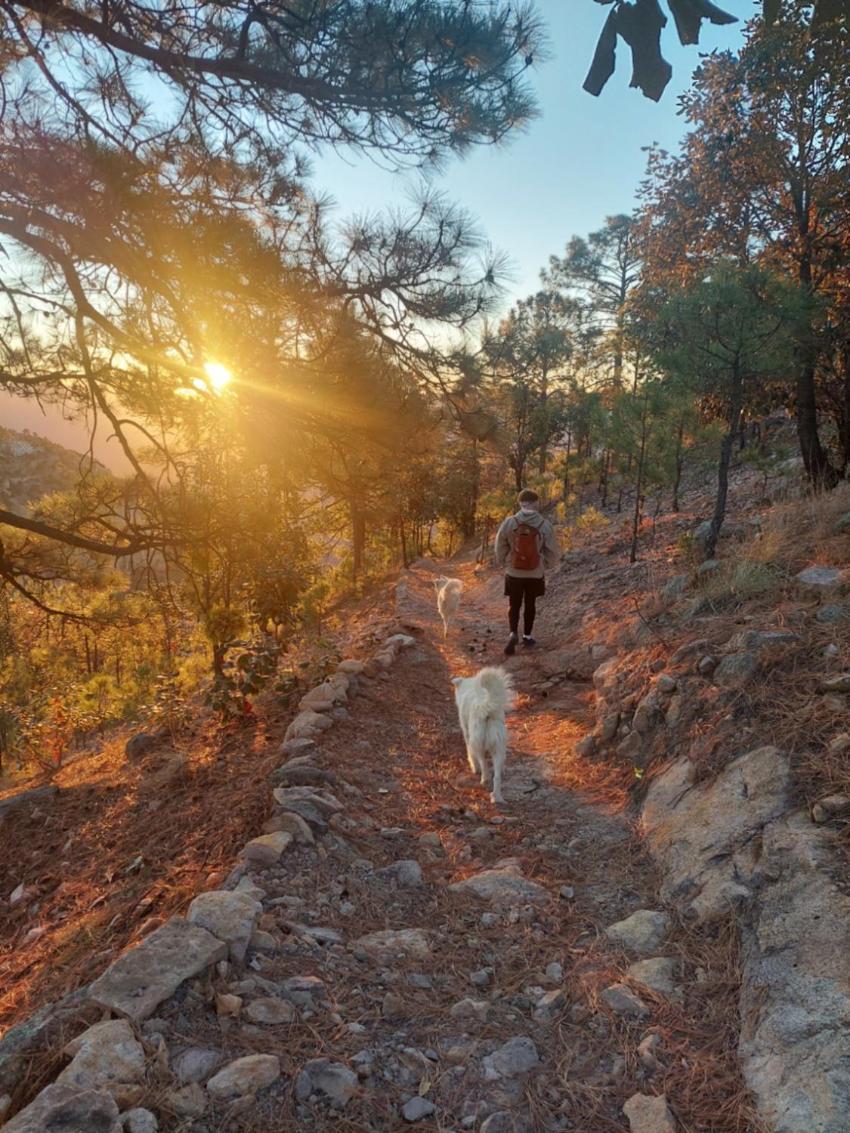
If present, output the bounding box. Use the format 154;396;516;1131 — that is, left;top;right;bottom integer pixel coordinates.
511;522;541;571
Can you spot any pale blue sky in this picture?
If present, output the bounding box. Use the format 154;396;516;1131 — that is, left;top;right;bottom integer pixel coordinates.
3;0;749;465
313;0;749;303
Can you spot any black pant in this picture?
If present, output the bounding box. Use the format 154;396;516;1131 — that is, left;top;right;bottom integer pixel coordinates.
505;576;545;636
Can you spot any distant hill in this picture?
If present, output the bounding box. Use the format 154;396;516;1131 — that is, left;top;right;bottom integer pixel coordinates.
0;427;108;516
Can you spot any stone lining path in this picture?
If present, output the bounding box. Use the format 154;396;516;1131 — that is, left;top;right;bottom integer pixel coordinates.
2;559;756;1132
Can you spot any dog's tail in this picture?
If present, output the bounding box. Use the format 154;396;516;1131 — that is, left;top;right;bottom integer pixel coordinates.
476;667;514;715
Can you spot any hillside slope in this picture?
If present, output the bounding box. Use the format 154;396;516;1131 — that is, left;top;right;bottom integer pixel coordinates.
2;451;849;1132
0;427;109;516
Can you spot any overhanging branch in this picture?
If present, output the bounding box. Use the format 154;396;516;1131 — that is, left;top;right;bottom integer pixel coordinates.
0;508;154;556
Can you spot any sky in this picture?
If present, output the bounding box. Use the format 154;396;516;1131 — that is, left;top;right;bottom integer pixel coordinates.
311;0;750;300
1;0;749;469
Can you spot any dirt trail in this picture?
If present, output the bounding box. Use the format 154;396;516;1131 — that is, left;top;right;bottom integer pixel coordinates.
109;557;754;1133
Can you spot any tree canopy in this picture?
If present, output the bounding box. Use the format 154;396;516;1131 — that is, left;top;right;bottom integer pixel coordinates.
0;0;544;582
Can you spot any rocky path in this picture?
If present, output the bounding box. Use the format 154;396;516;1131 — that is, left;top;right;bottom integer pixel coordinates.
2;559;755;1133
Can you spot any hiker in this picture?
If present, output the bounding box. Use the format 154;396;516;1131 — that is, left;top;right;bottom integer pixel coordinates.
494;489;560;655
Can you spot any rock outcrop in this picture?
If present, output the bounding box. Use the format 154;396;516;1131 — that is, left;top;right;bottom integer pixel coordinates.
642;747;850;1132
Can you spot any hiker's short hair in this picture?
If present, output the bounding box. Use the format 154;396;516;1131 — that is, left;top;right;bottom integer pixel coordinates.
518;489;539;504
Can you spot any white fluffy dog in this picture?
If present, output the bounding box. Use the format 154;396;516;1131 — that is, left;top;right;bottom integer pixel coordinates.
452;667;514;804
434;575;463;637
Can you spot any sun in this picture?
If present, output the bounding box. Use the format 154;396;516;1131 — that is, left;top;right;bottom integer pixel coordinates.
203;362;233;392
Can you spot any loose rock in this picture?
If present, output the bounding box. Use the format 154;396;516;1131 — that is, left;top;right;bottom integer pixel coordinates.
482;1036;539;1081
125;733;158;760
820;673;850;694
605;910;671;957
186;890;261;964
241;831;292;866
375;859;424;887
601;984;650;1018
206;1054;281;1099
402;1096;436;1122
449;860;549;905
295;1059;358;1108
278;975;327;1008
352;928;432;963
243;997;296;1025
121;1108;158;1133
165;1083;207;1118
713;652;759;689
796;565;846;595
623;1092;677;1133
626;958;681;1000
171;1047;223;1085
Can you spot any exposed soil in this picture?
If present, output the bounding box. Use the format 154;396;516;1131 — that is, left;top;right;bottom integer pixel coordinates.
10;455;841;1128
107;558;758;1133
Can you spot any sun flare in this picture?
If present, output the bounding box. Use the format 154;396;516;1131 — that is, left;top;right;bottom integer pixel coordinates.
204;362;233;392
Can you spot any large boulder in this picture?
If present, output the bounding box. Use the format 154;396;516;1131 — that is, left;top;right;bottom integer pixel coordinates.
0;785;58;824
57;1020;145;1095
89;918;227;1021
738;814;850;1133
642;749;850;1131
641;747;789;920
3;1085;120;1133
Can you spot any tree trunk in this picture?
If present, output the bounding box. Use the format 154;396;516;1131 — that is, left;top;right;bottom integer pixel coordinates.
463;439;480;537
538;366;549;474
350;506;366;580
705;373;743;561
796;361;838;489
562;431;572;507
795;231;838;489
672;416;685;512
599;448;610;508
837;346;850;476
629;394;650;564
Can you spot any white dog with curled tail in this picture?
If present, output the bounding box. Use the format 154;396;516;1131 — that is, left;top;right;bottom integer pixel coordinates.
451;667;514;805
434;575;463;637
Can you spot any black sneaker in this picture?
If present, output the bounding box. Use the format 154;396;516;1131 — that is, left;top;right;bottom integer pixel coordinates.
504;632;518;656
522;636;537;648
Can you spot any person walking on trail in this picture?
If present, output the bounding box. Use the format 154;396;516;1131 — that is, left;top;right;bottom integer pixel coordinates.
495;489;560;656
